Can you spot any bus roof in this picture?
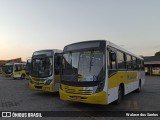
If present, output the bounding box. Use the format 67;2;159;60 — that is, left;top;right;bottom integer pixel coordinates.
106;40;143;60
4;62;26;66
64;40;143;60
33;49;62;53
4;63;14;66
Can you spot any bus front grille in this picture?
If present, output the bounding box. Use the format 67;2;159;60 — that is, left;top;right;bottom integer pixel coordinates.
64;88;93;95
35;86;42;89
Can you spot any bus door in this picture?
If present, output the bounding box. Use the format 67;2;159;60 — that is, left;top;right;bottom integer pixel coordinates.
107;47;118;103
14;64;22;78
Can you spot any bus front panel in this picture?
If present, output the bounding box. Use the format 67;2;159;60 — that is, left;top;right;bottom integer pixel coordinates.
60;42;107;104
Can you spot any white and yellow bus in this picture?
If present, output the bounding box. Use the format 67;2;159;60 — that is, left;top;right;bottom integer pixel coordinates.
2;63;26;79
29;49;62;92
2;63;13;77
152;67;160;75
59;40;145;105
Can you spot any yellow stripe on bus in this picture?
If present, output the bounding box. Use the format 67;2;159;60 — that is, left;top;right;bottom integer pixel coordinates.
108;71;138;89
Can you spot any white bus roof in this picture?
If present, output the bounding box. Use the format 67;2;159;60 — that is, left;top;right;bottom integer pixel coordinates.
4;62;26;66
105;40;143;60
34;49;62;53
64;40;143;60
5;63;14;66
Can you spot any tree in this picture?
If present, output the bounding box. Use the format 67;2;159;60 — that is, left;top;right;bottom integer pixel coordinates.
155;51;160;56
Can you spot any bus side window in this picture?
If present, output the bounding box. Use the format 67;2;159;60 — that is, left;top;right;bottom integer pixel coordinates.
137;59;144;70
126;55;132;70
132;57;137;70
117;51;126;69
15;65;18;72
108;49;116;69
19;65;21;71
18;65;21;71
23;65;26;70
141;61;144;70
137;59;140;70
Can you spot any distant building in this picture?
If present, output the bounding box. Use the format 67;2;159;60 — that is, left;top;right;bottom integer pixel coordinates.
0;58;22;66
143;56;160;75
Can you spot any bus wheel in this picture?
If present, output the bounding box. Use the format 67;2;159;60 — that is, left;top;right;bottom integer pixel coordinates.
136;80;141;93
115;85;124;104
21;74;25;79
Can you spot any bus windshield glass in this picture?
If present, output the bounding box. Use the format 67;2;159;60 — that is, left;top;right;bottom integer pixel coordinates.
2;65;13;74
61;50;105;82
31;52;53;78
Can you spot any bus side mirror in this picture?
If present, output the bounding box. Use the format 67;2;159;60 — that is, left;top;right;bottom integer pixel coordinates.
111;53;116;61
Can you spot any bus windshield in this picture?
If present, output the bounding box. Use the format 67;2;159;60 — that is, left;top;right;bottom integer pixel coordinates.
2;65;13;74
31;56;53;78
61;50;105;82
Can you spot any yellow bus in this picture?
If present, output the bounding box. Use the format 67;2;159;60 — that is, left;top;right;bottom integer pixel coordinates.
152;67;160;75
2;63;26;79
59;40;145;105
29;49;62;92
2;63;13;77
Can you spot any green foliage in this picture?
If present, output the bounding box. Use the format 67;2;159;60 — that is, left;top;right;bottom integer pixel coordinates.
155;51;160;56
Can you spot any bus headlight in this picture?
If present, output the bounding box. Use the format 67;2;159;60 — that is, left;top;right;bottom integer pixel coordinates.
95;81;105;93
45;79;53;85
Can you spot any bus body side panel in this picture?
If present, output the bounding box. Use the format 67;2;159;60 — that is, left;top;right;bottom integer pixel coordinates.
107;71;139;104
13;70;26;78
125;71;139;94
139;71;145;86
13;71;21;78
13;73;21;78
107;71;127;104
107;87;118;104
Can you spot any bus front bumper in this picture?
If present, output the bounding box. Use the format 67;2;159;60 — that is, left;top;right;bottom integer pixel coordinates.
5;73;13;78
59;89;107;105
29;82;54;92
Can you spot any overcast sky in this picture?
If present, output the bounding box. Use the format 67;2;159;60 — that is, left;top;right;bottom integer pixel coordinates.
0;0;160;61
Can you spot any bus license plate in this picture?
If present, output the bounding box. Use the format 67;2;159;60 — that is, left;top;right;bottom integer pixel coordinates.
72;96;81;100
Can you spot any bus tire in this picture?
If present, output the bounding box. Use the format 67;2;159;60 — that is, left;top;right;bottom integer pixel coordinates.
21;74;25;79
115;85;124;104
135;80;141;93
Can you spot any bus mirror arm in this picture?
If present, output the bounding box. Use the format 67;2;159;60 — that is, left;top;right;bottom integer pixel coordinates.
111;53;116;61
